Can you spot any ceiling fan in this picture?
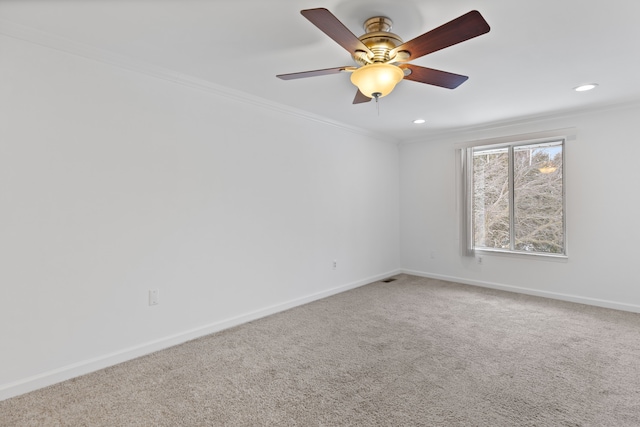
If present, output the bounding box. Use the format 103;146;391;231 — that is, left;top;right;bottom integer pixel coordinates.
277;8;490;104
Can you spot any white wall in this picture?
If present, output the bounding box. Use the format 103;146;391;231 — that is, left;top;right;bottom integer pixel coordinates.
0;34;400;399
400;104;640;311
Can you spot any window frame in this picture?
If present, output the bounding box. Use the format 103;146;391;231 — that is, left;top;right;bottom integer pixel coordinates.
459;131;570;260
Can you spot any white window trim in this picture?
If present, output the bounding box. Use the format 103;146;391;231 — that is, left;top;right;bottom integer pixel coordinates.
456;128;575;260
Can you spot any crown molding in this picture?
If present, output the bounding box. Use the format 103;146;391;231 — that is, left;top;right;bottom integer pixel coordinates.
400;98;640;145
0;19;396;144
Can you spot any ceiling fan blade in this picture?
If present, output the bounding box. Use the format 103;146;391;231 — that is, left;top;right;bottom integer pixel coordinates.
401;64;468;89
353;90;372;104
301;8;373;55
390;10;490;61
277;66;352;80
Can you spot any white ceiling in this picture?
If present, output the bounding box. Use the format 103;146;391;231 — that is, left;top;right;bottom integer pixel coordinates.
2;0;640;141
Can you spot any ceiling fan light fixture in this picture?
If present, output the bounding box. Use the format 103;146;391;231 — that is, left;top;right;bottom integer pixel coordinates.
350;63;404;98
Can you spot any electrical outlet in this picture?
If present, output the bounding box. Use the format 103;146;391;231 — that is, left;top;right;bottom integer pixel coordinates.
333;260;337;270
477;256;483;265
430;251;436;259
149;289;159;306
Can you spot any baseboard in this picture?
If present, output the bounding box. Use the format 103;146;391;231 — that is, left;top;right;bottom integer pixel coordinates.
0;269;401;402
402;269;640;313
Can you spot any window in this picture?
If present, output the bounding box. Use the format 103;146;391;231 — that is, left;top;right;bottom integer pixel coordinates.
462;138;565;257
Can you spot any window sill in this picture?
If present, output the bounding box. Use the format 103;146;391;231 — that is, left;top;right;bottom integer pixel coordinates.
474;248;568;262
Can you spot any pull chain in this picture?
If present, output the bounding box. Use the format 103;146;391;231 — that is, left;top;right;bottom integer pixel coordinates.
373;92;381;116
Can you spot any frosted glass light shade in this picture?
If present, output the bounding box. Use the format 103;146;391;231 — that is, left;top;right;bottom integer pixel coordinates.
350;63;404;98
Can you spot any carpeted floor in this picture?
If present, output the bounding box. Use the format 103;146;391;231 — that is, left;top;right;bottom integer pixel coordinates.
2;274;640;426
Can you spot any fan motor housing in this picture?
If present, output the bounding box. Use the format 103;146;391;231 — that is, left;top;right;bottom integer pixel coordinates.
354;16;404;65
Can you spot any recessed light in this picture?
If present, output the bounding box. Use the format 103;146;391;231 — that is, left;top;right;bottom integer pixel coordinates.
574;83;598;92
413;119;426;124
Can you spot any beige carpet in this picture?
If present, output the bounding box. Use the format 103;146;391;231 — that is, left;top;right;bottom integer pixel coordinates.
2;274;640;426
